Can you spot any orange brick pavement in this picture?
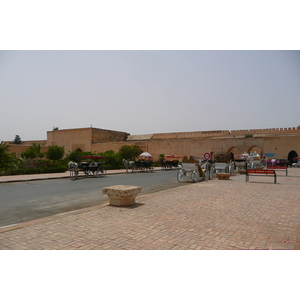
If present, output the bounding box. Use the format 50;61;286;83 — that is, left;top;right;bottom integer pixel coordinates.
1;168;300;250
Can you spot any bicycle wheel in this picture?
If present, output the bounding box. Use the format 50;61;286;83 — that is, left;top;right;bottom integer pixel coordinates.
177;169;184;182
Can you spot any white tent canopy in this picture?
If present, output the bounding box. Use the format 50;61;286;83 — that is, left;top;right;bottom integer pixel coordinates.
139;152;152;157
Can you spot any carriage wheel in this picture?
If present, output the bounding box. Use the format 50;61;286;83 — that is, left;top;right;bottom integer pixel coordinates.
96;169;105;177
177;169;184;182
229;163;234;175
210;166;216;178
204;169;210;181
192;170;200;183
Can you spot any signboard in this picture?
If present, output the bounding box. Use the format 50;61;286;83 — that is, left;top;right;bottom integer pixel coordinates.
204;152;211;160
264;153;276;157
82;155;105;160
165;155;179;159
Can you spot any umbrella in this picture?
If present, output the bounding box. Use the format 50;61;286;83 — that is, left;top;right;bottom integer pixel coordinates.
139;152;152;157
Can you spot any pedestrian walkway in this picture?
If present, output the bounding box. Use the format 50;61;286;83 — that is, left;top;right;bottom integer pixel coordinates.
1;168;300;250
0;167;162;183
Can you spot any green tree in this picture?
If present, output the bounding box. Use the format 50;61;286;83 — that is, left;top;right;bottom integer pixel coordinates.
13;135;22;144
21;143;44;159
66;150;82;162
118;145;142;161
98;150;122;169
0;141;12;168
45;145;65;161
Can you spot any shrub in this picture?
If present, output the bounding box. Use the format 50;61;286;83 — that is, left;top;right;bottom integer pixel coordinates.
0;159;68;176
21;143;44;159
119;145;142;161
97;150;123;170
45;145;64;161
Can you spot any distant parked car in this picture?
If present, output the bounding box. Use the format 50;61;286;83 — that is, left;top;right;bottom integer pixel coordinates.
292;158;300;168
277;159;291;167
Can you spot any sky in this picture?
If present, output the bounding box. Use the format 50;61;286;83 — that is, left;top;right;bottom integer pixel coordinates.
1;50;299;142
1;2;299;142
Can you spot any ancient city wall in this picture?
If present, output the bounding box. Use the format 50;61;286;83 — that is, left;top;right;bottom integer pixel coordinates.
7;126;300;161
230;126;300;136
91;128;129;143
6;143;49;158
91;134;300;161
17;140;47;146
91;141;132;154
152;130;230;140
47;128;93;153
4;140;47;146
47;127;129;153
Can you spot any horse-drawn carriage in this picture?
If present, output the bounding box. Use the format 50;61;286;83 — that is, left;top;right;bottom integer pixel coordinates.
292;157;300;168
122;152;154;173
234;152;263;171
177;156;210;183
247;152;262;169
233;153;248;171
211;151;234;176
161;155;180;170
122;159;153;173
68;155;106;180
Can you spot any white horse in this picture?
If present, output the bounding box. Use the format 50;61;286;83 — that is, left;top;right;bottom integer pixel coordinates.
122;159;135;174
68;161;79;180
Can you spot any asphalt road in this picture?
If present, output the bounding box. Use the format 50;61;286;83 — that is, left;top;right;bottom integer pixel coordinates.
0;170;190;227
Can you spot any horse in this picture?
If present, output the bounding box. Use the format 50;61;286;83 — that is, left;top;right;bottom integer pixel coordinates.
68;161;79;180
122;159;135;174
68;161;78;171
161;159;179;170
197;158;214;180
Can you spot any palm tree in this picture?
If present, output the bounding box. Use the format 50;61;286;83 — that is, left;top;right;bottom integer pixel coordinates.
0;141;12;168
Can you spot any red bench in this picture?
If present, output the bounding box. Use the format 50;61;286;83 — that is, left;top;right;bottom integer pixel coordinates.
267;166;288;176
246;169;276;184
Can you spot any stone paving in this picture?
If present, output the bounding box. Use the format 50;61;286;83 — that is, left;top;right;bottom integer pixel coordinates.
1;168;300;250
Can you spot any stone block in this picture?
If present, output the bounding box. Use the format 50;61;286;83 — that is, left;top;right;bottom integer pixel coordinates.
216;173;231;180
102;185;142;206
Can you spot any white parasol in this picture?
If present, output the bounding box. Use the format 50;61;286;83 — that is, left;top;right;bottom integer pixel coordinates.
139;152;152;157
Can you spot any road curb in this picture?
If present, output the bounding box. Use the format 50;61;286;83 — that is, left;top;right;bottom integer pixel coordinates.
0;168;165;184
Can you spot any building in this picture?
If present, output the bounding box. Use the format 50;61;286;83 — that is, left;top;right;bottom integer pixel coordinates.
5;126;300;163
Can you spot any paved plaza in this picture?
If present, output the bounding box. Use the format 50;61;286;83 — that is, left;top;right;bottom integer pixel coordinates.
1;168;300;250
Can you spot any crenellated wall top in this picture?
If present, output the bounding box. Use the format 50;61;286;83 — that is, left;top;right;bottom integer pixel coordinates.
230;126;300;135
150;126;300;140
152;130;230;140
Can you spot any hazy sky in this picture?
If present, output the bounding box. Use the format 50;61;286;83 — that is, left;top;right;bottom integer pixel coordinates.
1;50;299;141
